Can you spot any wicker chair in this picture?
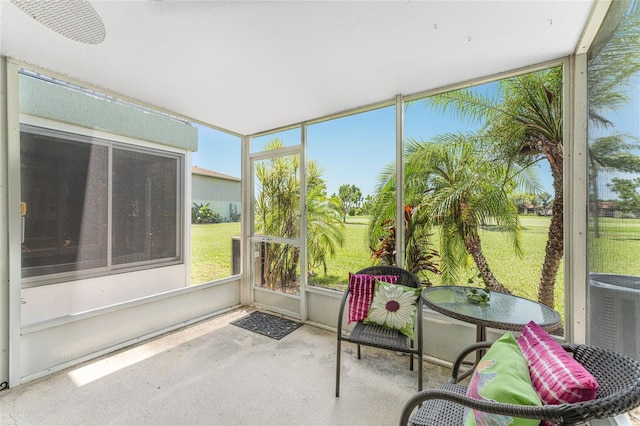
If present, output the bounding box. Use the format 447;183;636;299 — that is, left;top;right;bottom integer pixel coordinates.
336;265;423;397
400;341;640;425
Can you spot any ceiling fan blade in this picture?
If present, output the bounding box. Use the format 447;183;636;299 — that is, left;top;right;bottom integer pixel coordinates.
10;0;106;45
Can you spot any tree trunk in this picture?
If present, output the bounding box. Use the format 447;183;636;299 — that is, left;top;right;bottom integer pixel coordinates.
538;142;564;308
464;232;511;294
264;243;275;289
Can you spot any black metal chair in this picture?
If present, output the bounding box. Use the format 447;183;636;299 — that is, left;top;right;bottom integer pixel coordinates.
336;265;423;397
400;341;640;425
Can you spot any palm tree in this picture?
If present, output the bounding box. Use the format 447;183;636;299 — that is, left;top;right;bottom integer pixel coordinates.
424;67;563;307
254;143;300;288
370;204;440;280
369;134;523;292
587;1;640;238
254;138;345;288
588;1;640;130
422;1;640;307
306;161;345;275
589;134;640;237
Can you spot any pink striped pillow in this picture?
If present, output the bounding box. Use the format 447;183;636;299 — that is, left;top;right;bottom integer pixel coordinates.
518;321;599;405
347;273;398;324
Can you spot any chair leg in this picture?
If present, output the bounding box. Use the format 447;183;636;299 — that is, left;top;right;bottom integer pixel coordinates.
409;340;414;371
418;352;423;391
357;344;361;359
336;338;342;397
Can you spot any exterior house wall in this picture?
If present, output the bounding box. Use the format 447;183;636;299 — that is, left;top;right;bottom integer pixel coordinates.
0;70;229;385
21;265;187;326
192;168;241;222
17;74;198;323
19;74;197;150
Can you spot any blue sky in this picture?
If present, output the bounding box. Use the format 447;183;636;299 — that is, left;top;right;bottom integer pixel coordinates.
588;73;640;200
192;100;556;199
192;70;640;202
191;125;242;177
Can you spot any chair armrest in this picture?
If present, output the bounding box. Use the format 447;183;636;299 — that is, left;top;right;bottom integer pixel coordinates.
399;388;559;426
449;342;493;383
400;388;465;425
401;341;640;426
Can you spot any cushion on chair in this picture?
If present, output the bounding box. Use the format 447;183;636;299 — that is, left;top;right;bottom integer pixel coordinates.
518;321;599;405
363;280;421;339
347;273;398;323
464;332;542;426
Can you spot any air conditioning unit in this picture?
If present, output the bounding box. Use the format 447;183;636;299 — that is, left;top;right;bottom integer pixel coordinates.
589;273;640;360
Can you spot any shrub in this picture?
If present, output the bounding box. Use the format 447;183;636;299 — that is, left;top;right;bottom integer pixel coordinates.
192;202;223;224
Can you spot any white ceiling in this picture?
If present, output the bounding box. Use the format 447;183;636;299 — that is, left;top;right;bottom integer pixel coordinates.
1;0;595;136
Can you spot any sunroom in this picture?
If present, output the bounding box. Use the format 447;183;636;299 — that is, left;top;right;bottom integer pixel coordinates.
1;0;639;423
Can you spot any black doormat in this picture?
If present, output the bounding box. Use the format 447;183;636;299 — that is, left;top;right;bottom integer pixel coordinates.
231;311;303;340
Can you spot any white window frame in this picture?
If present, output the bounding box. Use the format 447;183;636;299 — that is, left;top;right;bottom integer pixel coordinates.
19;117;185;288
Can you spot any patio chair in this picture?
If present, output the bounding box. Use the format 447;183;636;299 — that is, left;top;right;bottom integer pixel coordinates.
336;265;423;397
399;341;640;425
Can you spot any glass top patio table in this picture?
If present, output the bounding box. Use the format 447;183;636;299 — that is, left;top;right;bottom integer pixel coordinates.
421;286;561;333
422;286;561;378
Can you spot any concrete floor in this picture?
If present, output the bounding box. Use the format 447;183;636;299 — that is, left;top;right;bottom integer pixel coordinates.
0;308;452;426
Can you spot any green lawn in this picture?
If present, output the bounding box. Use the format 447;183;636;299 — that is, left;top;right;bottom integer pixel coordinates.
309;215;563;307
190;222;241;284
308;217;373;287
477;215;564;314
194;215;640;319
589;217;640;276
190;217;561;296
305;214;566;318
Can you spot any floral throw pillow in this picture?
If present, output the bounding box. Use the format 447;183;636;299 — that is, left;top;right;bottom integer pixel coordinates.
363;280;421;339
347;273;399;324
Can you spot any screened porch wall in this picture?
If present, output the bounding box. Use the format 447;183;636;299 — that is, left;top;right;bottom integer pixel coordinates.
587;0;640;361
1;1;619;385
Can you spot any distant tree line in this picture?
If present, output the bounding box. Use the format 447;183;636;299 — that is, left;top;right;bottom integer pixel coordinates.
513;191;554;215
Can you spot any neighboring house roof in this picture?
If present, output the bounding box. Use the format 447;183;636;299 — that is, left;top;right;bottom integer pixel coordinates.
192;166;240;182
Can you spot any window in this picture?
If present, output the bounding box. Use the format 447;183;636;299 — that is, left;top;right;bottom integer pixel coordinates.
306;107;396;291
112;149;179;265
190;124;242;285
20;125;182;284
403;69;564;321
